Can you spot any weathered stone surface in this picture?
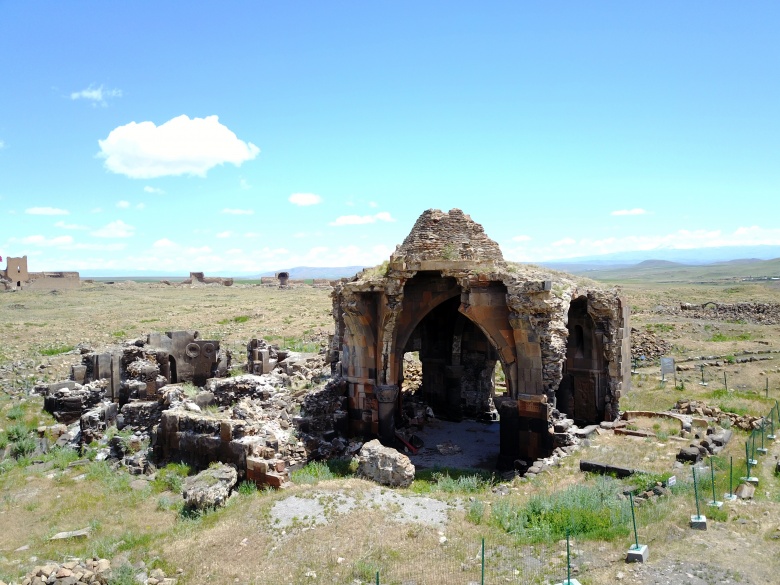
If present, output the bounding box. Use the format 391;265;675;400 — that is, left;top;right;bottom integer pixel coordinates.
677;446;703;463
182;463;237;510
735;482;755;500
357;439;415;487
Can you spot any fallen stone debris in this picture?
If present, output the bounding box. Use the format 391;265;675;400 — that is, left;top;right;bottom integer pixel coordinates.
10;558;176;585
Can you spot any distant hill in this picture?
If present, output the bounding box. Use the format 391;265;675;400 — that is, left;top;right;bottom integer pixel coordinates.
541;245;780;270
256;266;367;280
558;257;780;283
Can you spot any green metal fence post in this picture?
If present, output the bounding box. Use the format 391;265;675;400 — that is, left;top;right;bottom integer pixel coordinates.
729;456;733;497
710;457;717;504
692;466;701;518
629;492;639;550
481;537;485;585
566;529;571;584
375;570;379;585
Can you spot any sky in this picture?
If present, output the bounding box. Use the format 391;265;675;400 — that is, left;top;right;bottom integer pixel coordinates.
1;2;779;275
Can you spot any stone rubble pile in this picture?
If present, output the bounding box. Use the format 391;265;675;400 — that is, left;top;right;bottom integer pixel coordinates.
12;558;176;585
673;399;765;431
630;327;672;361
679;302;780;325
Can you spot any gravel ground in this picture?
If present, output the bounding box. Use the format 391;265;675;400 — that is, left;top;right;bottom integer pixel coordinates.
406;418;501;470
270;486;456;531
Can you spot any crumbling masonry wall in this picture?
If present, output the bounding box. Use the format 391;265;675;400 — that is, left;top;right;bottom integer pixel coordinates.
1;255;79;291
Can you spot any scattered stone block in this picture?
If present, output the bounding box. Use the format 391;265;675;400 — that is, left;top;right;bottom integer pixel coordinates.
735;482;755;500
182;463;237;510
357;439;415;488
50;527;91;540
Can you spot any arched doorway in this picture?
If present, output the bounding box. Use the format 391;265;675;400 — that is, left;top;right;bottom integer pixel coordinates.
556;296;608;424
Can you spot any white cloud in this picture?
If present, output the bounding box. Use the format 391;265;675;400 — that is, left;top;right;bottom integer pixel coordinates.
222;208;254;215
91;207;103;213
216;231;233;238
329;211;396;226
0;139;5;149
144;186;165;195
368;201;378;208
55;221;89;231
25;207;69;216
92;220;135;238
153;238;178;249
69;242;127;251
289;193;322;206
116;200;130;209
239;178;251;190
98;115;260;179
136;203;145;210
512;235;532;242
70;84;122;106
505;225;780;262
22;235;74;247
243;232;262;238
611;208;648;216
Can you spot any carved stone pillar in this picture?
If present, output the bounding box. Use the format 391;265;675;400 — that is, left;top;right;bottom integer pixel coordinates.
375;384;399;444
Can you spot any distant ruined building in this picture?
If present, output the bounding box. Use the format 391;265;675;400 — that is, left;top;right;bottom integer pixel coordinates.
0;255;80;291
332;209;631;465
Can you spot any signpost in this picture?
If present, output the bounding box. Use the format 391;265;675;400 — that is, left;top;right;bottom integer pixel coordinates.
660;357;675;384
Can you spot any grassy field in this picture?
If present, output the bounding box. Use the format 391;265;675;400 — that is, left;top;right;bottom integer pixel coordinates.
1;275;780;584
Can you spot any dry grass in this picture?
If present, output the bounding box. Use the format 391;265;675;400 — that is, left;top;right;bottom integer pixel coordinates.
2;279;780;583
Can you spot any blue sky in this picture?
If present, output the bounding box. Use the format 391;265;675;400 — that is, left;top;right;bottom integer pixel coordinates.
1;2;779;274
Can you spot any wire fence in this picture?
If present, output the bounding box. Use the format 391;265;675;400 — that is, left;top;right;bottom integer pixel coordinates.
303;535;580;585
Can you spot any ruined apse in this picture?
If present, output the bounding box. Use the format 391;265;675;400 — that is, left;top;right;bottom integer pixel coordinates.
331;209;631;466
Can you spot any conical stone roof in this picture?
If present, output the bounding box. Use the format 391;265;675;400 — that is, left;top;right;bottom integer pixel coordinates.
390;208;504;265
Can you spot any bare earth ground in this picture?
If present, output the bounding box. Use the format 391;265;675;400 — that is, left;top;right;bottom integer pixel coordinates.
1;279;780;584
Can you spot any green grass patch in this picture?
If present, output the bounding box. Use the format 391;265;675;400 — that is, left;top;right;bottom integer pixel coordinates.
6;403;25;420
709;332;753;342
410;467;494;494
291;461;337;484
152;462;192;493
291;458;357;485
218;315;251;325
39;344;75;356
489;477;631;543
645;323;675;333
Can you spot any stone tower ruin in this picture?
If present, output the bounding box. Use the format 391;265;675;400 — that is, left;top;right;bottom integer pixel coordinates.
331;209;631;466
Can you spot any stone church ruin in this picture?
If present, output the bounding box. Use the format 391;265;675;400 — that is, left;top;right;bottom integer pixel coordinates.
31;208;631;491
331;209;631;466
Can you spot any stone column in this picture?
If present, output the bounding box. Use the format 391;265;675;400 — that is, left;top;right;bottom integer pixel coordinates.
375;385;399;444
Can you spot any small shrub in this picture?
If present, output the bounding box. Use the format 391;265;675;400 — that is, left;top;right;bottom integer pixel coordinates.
6;423;30;443
106;564;137;585
291;461;335;485
6;404;25;420
12;436;37;458
153;462;192;493
237;480;257;495
467;499;485;524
